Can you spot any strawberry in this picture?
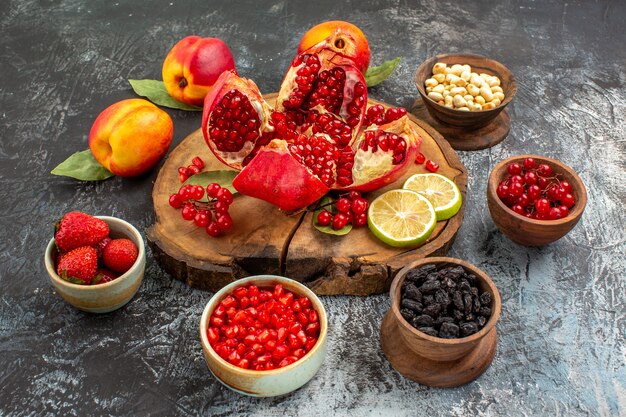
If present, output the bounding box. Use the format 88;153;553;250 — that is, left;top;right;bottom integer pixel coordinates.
102;239;138;274
91;268;118;285
56;246;98;285
94;236;112;259
55;211;109;252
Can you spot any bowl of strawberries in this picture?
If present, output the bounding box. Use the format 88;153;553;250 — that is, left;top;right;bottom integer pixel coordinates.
44;212;145;313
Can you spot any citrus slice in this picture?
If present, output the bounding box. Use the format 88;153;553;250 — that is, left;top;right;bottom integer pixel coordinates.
403;173;462;221
367;189;437;248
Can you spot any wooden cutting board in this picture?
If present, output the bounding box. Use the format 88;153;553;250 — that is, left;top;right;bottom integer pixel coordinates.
146;95;467;295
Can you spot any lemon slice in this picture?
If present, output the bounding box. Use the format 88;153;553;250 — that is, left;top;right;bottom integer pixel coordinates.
367;189;437;248
403;173;462;221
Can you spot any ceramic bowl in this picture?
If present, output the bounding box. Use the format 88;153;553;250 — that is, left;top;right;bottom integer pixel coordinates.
389;257;501;363
487;154;587;246
44;215;145;313
200;275;328;397
414;53;517;128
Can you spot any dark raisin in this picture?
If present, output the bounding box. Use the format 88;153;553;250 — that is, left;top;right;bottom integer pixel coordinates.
442;276;456;290
447;266;465;281
477;315;487;327
480;292;492;305
460;280;471;293
438;322;459;339
400;308;417;322
466;273;477;285
423;303;442;318
418;327;438;337
460;321;478;337
471;287;479;296
406;264;436;284
401;298;423;313
404;283;422;302
436;316;454;325
434;289;450;307
463;293;473;314
465;313;475;322
473;296;482;313
420;278;440;294
453;291;464;310
479;306;492;317
412;314;434;328
452;309;464;321
423;295;435;306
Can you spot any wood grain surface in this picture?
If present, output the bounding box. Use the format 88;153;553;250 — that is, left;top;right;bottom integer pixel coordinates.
147;95;467;295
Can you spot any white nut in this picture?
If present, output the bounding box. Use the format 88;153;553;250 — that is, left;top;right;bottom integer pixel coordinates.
462;64;472;74
425;78;438;88
444;102;454;108
453;94;467;108
491;86;503;93
444;67;453;74
433;73;446;83
432;63;447;75
475;95;486;105
428;92;444;102
449;86;467;96
464;94;474;102
473;103;482;111
491;97;502;107
432;84;445;94
493;91;505;101
442;90;450;98
482;102;497;110
444;95;454;106
466;84;480;96
480;85;494;102
457;106;470;111
426;86;433;93
461;70;471;81
486;76;500;87
450;64;464;76
445;73;456;84
470;74;484;87
480;73;491;79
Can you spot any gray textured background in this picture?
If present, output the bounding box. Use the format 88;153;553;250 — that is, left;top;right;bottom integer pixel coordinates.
1;0;625;416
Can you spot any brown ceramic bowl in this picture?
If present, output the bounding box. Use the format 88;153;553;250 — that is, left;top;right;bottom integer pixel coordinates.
44;216;145;313
414;53;517;128
200;275;328;397
389;257;501;363
487;154;587;246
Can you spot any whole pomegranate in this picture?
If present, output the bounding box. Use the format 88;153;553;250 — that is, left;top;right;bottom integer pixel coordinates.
202;40;420;211
162;36;236;106
297;21;370;74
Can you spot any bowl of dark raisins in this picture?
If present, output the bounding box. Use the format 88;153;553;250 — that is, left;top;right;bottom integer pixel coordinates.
386;257;501;365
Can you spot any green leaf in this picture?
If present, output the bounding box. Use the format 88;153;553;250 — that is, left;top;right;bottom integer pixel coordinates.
312;196;352;236
365;57;401;87
183;170;238;201
51;150;114;181
128;79;203;111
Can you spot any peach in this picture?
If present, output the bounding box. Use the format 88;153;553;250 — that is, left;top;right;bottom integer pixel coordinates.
89;99;173;177
298;21;370;74
162;36;236;107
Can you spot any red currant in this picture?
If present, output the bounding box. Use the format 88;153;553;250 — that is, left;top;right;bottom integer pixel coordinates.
548;207;564;220
561;193;575;208
538;177;550;188
425;160;439;172
335;198;351;213
216;213;233;231
510;175;524;184
528;185;541;201
169;194;183;209
524;171;537;186
535;198;550;215
537;164;553;177
181;203;197;221
507;163;522;176
347;191;361;201
190;185;205;201
523;158;536;170
214;201;230;215
194;210;211;227
178;184;192;200
512;204;525;215
559;205;569;217
207;183;221;198
560;181;572;194
332;213;349;230
350;198;368;215
509;182;524;197
206;222;222;237
217;188;234;205
353;213;368;227
316;210;332;226
497;183;510;200
516;194;530;208
178;166;190;178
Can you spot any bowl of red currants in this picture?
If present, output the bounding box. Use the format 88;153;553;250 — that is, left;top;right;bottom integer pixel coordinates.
487;155;587;246
199;275;328;397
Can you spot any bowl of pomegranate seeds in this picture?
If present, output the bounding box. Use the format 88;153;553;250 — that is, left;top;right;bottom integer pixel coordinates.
44;212;145;313
200;275;328;397
487;154;587;246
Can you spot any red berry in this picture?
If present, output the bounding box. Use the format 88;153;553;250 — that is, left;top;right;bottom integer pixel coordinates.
206;222;221;237
561;193;575;208
56;246;98;284
524;171;537;186
178;184;192;200
181;203;197;221
509;182;524;197
560;181;572;194
512;204;525;215
54;212;110;252
559;205;569;217
190;185;205;201
194;210;211;227
216;188;234;205
507;163;522;175
510;175;524;184
414;152;426;164
538;177;550;188
178;166;190;182
548;207;564;220
535;198;550;215
332;213;349;230
316;210;332;226
192;156;205;169
335;198;351;213
347;191;361;201
206;183;221;198
216;213;233;232
528;185;541;200
537;164;553;177
351;198;368;215
523;158;536;170
102;239;138;274
214;201;230;215
496;183;509;200
425;160;439;172
169;193;183;209
516;194;530;208
353;213;368;227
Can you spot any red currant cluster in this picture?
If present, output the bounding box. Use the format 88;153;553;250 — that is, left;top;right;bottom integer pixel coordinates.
316;191;369;230
414;151;439;172
178;156;205;183
168;182;234;236
497;158;576;220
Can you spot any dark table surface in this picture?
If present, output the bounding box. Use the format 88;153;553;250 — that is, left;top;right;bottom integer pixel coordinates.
1;0;625;415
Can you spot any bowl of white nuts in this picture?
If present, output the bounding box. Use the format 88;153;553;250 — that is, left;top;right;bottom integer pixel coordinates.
414;53;517;128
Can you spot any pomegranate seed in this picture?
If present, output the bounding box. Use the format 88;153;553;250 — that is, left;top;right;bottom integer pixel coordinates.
188;165;201;175
207;327;220;344
192;156;205;169
415;152;426;164
425;160;439;172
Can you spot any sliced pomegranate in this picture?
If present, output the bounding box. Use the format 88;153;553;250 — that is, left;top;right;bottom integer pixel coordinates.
202;70;273;170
